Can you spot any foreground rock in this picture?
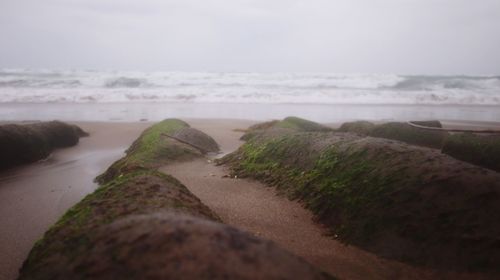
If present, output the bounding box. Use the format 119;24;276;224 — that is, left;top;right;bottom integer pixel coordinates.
61;213;330;280
220;117;500;273
20;119;331;280
0;121;88;171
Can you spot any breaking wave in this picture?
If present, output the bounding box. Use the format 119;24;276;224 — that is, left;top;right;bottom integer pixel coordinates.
0;69;499;105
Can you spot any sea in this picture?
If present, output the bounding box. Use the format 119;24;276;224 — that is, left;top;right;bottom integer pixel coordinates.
1;69;499;123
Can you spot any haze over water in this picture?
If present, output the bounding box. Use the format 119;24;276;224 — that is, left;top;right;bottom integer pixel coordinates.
1;69;499;123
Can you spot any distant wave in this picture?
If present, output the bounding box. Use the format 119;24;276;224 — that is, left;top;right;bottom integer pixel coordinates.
387;76;500;91
0;79;82;88
0;69;499;105
104;77;150;88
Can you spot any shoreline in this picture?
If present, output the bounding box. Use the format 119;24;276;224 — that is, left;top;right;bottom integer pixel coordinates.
1;103;499;124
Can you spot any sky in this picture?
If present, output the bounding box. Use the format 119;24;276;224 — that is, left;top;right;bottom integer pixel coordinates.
1;0;499;74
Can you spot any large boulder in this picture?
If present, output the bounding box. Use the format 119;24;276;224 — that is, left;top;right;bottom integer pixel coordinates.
170;127;220;153
20;119;332;280
95;119;218;184
369;121;447;149
0;121;87;171
241;116;332;141
41;213;331;280
338;120;446;149
220;118;500;272
442;133;500;172
337;121;376;135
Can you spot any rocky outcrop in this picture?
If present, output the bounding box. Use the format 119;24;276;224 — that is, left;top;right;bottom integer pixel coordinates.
220;117;500;273
338;120;447;149
95;119;213;184
46;213;330;280
19;119;332;280
170;127;220;153
0;121;88;171
241;116;332;141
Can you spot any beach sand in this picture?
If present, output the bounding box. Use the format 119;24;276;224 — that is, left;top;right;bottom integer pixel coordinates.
0;118;498;280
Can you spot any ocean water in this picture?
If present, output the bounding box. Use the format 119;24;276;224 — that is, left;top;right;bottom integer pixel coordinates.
0;69;499;122
1;69;500;105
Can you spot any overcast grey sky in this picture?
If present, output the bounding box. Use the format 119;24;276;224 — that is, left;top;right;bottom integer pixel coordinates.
1;0;499;74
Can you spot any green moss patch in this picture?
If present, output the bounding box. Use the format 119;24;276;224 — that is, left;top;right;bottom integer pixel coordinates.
240;116;332;141
337;120;446;149
442;133;500;172
95;119;203;184
220;119;500;272
20;170;220;279
337;121;376;135
369;122;447;149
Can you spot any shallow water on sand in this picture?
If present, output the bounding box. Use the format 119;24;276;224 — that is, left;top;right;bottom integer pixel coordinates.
1;102;499;123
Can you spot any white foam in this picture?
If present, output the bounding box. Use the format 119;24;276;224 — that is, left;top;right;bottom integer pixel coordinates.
0;69;499;105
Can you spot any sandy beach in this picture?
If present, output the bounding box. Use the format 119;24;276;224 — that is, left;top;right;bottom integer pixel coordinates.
1;118;498;280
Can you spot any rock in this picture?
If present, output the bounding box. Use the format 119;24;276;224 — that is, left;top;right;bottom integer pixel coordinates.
442;133;500;172
240;116;332;141
95;119;209;184
369;121;447;149
337;121;376;135
220;118;500;272
20;119;333;280
0;121;87;171
49;213;331;280
170;127;220;153
338;120;447;149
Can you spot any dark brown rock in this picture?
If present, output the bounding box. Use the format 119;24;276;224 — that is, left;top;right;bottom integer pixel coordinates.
0;121;87;171
55;213;331;280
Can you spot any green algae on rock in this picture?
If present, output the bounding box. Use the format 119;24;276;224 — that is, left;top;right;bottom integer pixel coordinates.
20;119;333;280
442;133;500;172
95;119;214;184
337;120;376;135
337;120;446;149
240;116;332;141
35;213;332;280
170;127;220;153
369;121;447;149
19;170;221;280
0;121;88;171
220;118;500;272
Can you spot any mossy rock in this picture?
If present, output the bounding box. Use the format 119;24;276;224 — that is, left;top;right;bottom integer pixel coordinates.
277;117;333;132
240;117;332;141
0;121;87;171
442;133;500;172
170;127;220;153
369;121;447;149
95;119;215;184
26;213;332;280
20;120;335;280
19;170;221;280
338;121;376;135
220;124;500;272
